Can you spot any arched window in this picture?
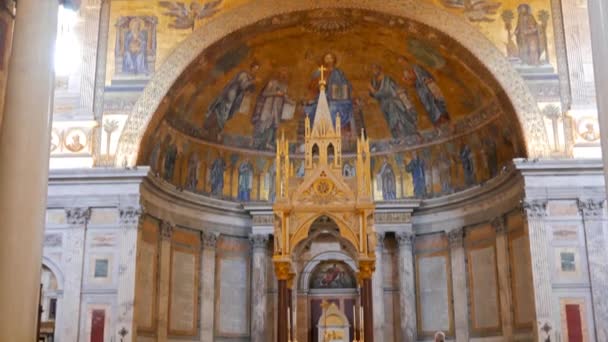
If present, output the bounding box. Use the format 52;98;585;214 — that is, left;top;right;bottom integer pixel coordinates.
327;143;335;163
312;144;319;158
55;6;80;77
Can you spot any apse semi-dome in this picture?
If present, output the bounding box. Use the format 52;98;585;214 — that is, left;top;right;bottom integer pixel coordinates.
138;9;526;202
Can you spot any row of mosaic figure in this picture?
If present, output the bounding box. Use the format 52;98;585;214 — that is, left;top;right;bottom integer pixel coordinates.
148;121;518;201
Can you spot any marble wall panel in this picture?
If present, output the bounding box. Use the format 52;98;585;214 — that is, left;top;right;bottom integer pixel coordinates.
216;257;250;336
509;230;535;330
468;245;501;333
90;208;119;225
169;247;198;335
417;255;451;334
135;218;158;333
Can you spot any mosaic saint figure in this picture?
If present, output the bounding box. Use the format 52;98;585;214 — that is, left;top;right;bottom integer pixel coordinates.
237;162;253;202
343;162;356;177
251;68;292;150
210;158;226;197
438;152;453;194
122;18;149;75
296;160;305;178
305;53;354;131
369;64;418;139
267;162;276;202
398;56;450;126
163;142;178;181
379;160;397;200
406;153;427;198
483;137;498;178
148;141;161;173
185;152;200;191
514;4;541;66
460;145;476;186
204;62;260;139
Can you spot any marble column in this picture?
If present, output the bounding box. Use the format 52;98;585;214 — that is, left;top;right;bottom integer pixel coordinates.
0;0;58;340
157;221;173;342
396;231;416;342
275;261;291;342
359;260;375;342
448;228;469;342
116;206;142;342
250;234;269;342
522;200;554;342
57;207;90;342
578;199;608;341
587;0;608;193
492;217;514;339
200;231;218;342
372;233;385;341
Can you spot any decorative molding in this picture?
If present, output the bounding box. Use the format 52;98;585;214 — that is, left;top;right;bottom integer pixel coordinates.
447;228;464;247
119;206;142;225
160;221;173;240
491;216;507;235
522;200;548;219
375;212;412;225
201;231;219;249
249;234;269;250
65;207;91;225
578;198;605;219
396;231;415;249
252;214;274;226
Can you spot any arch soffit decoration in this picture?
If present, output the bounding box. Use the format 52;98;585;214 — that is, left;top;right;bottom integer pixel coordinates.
291;212;360;258
114;0;549;167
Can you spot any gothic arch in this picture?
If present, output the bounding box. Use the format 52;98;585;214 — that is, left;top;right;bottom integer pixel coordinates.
299;251;358;292
114;0;549;167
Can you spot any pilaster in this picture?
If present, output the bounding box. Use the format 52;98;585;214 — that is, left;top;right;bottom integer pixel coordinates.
250;234;269;342
448;227;469;342
372;232;385;341
522;200;554;342
115;206;142;342
396;231;416;342
578;198;608;341
58;207;91;342
157;221;173;342
491;216;514;339
200;231;218;342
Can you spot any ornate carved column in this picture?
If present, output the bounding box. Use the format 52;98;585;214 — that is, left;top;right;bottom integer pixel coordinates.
522;200;554;341
360;259;375;342
578;198;608;341
492;216;514;339
372;233;385;341
200;231;218;342
250;234;269;342
0;0;59;339
57;207;91;342
157;221;173;342
396;231;416;341
448;228;469;342
116;206;142;341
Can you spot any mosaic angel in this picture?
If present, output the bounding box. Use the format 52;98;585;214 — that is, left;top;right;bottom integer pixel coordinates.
159;0;222;31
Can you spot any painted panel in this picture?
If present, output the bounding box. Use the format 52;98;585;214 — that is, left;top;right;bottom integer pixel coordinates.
91;309;105;342
560;298;590;342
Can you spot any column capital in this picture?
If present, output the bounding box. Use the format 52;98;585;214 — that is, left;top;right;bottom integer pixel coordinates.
65;207;91;225
491;216;507;235
358;259;376;280
522;199;548;219
201;231;219;249
273;260;292;281
119;206;142;226
249;234;269;251
578;198;605;219
447;228;464;248
395;231;414;249
159;221;173;241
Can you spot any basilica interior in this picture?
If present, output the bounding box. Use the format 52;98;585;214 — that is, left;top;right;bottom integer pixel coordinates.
0;0;608;342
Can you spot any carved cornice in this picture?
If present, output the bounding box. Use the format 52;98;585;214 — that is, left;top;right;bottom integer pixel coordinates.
578;199;605;219
375;212;411;225
201;231;219;249
250;234;269;250
491;216;507;235
159;221;173;240
65;207;91;225
119;206;142;225
522;200;548;219
447;228;464;247
395;231;415;249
